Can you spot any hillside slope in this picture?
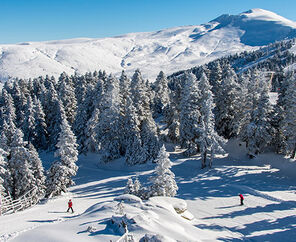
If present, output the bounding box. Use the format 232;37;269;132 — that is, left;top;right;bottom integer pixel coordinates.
1;9;296;81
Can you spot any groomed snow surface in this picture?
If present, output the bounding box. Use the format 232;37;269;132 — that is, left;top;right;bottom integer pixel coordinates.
1;140;296;241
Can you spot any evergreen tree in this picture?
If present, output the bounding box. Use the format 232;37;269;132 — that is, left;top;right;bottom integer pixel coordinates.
58;73;77;125
33;97;48;149
124;97;147;165
124;178;135;194
133;177;141;196
95;75;121;162
244;79;273;157
149;145;178;197
152;71;170;116
0;148;11;195
46;118;78;197
198;73;225;168
27;143;46;198
22;96;36;144
9;129;36;199
215;67;242;138
130;69;151;121
140;117;161;162
179;72;201;156
280;73;296;158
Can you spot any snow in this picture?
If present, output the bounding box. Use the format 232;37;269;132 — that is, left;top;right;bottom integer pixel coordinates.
1;8;296;82
241;9;296;28
1;140;296;241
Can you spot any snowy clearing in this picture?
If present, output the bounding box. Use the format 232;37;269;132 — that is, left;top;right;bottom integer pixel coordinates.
1;141;296;241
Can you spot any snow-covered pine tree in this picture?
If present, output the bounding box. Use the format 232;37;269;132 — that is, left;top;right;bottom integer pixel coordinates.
239;69;262;142
57;73;77;125
124;97;147;165
0;130;9;153
0;89;17;146
124;178;135;194
46;118;78;197
130;69;151;122
152;71;170;116
280;72;296;158
33;97;48;150
48;99;67;150
10;81;26;128
22;96;36;144
244;78;273;158
95;75;121;162
214;67;243;139
9;129;36;199
133;177;141;196
179;72;202;156
84;108;100;153
26;143;46;199
74;80;98;152
0;148;11;196
149;145;178;197
82;78;104;154
140;117;161;162
197;72;225;168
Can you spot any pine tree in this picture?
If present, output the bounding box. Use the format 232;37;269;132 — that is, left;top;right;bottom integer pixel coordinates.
215;67;243;138
0;148;11;196
95;75;121;162
58;73;77;125
9;129;36;199
149;145;178;197
152;71;170;116
22;96;36;144
133;177;141;196
84;108;100;153
198;73;225;168
244;79;273;157
280;73;296;158
179;72;202;156
27;143;46;198
140;117;161;162
46;118;79;197
124;178;135;194
124;97;147;165
130;69;151;121
33;97;48;150
0;90;17;146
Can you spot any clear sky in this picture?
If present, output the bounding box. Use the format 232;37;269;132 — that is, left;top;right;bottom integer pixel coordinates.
1;0;296;44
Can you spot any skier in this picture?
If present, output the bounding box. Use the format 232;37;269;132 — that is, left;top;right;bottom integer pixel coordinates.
239;193;244;205
67;199;74;213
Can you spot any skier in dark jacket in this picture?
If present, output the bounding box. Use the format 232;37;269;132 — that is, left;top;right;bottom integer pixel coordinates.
67;199;74;213
239;194;244;205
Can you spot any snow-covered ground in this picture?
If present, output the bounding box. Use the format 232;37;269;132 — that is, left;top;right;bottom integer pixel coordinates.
1;141;296;241
1;8;296;81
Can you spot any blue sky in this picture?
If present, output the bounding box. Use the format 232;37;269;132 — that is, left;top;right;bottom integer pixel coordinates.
1;0;296;44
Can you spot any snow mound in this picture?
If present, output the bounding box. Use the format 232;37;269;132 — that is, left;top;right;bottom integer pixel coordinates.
140;233;176;242
114;194;143;204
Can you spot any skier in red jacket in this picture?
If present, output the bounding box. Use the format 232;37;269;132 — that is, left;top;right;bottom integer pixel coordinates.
239;194;244;205
67;199;74;213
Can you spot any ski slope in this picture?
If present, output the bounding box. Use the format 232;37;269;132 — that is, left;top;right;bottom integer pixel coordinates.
1;8;296;81
1;141;296;241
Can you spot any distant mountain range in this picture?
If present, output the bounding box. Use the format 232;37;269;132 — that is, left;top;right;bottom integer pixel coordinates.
1;8;296;81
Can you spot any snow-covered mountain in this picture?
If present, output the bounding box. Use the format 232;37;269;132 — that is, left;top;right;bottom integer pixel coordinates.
1;8;296;81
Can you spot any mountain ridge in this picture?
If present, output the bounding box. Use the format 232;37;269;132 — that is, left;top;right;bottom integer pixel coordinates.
1;8;296;81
